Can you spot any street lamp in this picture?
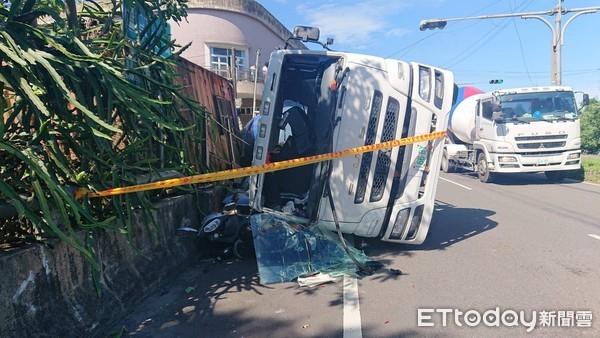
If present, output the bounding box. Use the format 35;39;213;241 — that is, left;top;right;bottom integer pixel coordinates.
522;7;598;86
419;0;600;86
419;19;447;31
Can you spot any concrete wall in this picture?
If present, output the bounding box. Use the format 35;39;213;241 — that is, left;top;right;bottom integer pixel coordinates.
0;193;209;338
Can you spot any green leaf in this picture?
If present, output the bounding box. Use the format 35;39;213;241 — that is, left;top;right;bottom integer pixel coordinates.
32;180;99;270
17;77;52;117
0;39;28;67
28;49;122;134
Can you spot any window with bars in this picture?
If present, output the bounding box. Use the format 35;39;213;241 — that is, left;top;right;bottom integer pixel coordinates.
210;47;246;78
238;107;253;115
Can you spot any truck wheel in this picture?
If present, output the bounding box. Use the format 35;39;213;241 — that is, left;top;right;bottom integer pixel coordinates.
545;171;566;182
477;152;494;183
441;149;455;173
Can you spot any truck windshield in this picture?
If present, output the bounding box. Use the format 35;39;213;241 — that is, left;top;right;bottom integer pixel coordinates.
498;91;578;123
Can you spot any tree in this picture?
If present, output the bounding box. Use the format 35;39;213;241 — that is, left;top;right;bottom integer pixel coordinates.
0;0;204;277
580;98;600;154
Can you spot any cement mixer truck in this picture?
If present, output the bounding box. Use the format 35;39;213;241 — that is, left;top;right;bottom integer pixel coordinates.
442;86;586;183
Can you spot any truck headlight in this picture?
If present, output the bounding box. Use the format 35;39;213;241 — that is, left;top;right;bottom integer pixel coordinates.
390;208;411;239
567;153;580;160
498;156;517;162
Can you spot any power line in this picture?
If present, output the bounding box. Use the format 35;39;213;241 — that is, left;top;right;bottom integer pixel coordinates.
419;0;600;85
385;0;504;60
452;68;600;74
510;0;535;86
384;31;440;59
442;0;532;69
442;20;509;69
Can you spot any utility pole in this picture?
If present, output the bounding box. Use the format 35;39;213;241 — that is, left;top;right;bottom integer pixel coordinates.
229;48;238;95
419;0;600;85
252;50;260;116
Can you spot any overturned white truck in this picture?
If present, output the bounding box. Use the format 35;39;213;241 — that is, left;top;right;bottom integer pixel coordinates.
248;27;455;244
442;86;586;182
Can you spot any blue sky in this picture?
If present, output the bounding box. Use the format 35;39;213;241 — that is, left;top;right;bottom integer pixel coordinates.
258;0;600;99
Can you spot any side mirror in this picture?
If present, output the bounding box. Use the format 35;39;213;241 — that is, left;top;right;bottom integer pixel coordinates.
491;102;502;112
492;111;505;123
293;26;320;42
583;93;590;107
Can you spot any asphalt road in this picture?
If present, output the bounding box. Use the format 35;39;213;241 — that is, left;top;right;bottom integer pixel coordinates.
111;172;600;337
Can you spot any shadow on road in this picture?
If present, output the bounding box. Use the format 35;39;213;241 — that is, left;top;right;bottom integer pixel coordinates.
109;257;276;337
108;202;497;336
417;200;498;250
357;200;499;285
362;200;498;256
450;170;583;186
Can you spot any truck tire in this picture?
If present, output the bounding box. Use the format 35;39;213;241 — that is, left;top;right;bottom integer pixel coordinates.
545;171;566;182
441;149;455;173
477;152;494;183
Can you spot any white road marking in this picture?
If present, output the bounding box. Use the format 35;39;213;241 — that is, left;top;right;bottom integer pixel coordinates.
439;176;473;190
588;234;600;241
343;276;362;338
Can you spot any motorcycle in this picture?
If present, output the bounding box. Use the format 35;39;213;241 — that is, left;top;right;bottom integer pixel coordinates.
178;193;255;259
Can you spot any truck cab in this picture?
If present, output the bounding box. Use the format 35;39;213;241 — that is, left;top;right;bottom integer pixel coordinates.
248;42;455;244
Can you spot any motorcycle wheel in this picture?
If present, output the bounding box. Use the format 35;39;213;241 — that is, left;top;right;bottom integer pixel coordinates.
233;239;254;259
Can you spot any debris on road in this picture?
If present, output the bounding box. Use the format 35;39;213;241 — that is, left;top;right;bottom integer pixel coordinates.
389;268;403;276
297;272;338;287
250;212;380;284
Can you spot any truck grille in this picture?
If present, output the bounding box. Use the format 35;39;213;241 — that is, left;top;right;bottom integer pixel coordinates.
517;141;566;149
370;98;400;202
355;91;383;204
521;151;564;157
515;134;567;141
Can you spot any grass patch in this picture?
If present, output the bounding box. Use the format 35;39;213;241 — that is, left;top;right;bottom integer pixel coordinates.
582;157;600;184
568;156;600;184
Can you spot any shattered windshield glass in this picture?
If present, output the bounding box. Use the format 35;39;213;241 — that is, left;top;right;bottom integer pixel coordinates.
498;91;578;123
250;212;379;284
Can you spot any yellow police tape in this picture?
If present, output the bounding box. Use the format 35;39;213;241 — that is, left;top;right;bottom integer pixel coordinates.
75;131;446;199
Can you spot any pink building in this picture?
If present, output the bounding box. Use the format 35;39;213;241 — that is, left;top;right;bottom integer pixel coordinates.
170;0;306;125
